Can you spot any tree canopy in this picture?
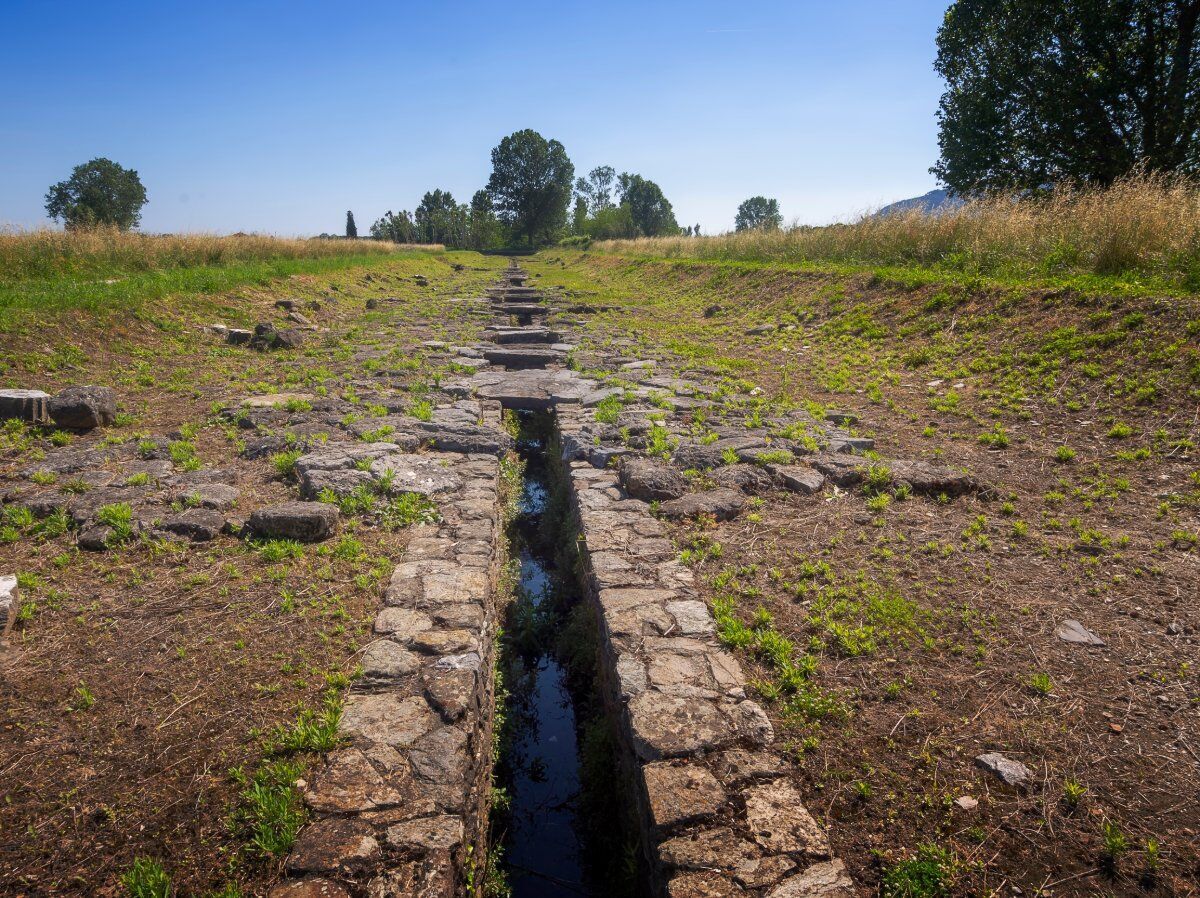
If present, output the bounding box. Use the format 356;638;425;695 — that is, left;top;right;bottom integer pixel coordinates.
45;158;148;230
618;173;678;237
345;211;357;238
934;0;1200;193
485;129;575;246
735;196;782;231
415;189;468;246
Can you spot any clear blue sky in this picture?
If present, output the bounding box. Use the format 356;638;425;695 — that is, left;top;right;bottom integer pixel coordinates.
0;0;951;236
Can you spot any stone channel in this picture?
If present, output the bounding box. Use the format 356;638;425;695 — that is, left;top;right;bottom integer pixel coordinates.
263;263;906;897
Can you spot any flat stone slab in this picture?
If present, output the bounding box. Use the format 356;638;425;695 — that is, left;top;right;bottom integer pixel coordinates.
0;389;50;423
1055;619;1105;646
975;751;1032;786
48;385;117;429
644;762;726;831
482;346;563;369
1;575;18;640
766;860;855;897
248;502;339;542
743;781;830;857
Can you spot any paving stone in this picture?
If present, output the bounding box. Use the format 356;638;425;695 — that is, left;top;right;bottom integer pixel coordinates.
304;748;407;813
171;482;240;509
667;872;740;897
340;694;439;749
711;749;786;785
373;607;433;640
269;878;353;898
1;575;18;641
408;724;469;785
285;817;380;874
157;508;226;542
359;639;421;684
48;385;117;429
658;489;745;521
743;781;830;857
619;456;688;501
665;600;717;637
386;815;463;852
421;667;476;722
765;860;855;897
659;827;760;872
1054;618;1105;646
643;762;727;830
0;389;50;423
248;501;339;542
768;465;826;495
734;855;798;889
628;692;738;760
974;752;1032;786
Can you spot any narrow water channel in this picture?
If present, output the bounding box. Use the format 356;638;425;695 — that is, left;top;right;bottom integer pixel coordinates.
494;411;638;898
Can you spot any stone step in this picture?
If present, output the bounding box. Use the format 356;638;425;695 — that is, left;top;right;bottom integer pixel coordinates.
481;346;565;370
485;327;558;345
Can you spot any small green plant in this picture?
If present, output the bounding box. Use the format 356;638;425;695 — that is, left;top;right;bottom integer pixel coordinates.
408;399;434;422
70;683;96;711
1101;819;1128;871
124;472;151;487
271;448;304;478
255;538;304;562
1027;672;1054;695
1062;778;1087;808
231;758;307;858
96;502;135;544
594;393;623;424
1054;446;1076;463
121;857;171;898
1107;422;1134;439
881;843;956;897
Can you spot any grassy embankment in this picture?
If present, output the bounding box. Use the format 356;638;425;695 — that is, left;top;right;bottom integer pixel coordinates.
526;182;1200;895
0;228;442;328
597;172;1200;298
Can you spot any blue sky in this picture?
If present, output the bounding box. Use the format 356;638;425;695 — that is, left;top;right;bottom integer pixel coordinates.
0;1;951;235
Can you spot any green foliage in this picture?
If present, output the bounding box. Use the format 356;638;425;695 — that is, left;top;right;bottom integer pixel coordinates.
121;857;171;898
96;502;134;544
881;843;956;897
933;1;1200;192
486;129;575;246
231;758;307;858
45;158;148;230
618;173;678;237
271;448;303;478
344;210;357;238
735;196;783;231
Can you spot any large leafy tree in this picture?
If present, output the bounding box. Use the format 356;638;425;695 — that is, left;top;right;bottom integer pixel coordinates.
574;165;617;214
45;157;148;230
735;196;782;231
934;0;1200;193
485;130;575;246
618;173;679;237
468;190;504;250
415;189;468;246
370;209;417;243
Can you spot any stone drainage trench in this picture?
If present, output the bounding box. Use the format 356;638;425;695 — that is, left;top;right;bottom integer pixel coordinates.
266;263;858;898
494;410;630;898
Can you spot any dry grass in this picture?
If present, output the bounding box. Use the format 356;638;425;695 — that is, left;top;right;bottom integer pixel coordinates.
599;173;1200;289
0;227;441;280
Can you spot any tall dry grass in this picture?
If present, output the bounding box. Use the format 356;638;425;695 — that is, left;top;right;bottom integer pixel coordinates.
0;227;439;281
598;173;1200;288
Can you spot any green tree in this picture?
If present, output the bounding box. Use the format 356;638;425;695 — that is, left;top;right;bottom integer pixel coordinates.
468;190;504;249
618;173;679;237
485;129;575;246
345;210;357;238
934;0;1200;193
370;210;417;243
44;157;148;230
415;189;468;246
735;196;782;231
575;165;617;213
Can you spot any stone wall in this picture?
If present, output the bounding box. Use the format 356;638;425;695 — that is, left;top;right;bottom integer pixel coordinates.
559;406;855;898
272;439;506;897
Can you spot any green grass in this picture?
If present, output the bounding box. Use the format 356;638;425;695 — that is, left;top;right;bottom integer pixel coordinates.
121;857;171;898
0;249;437;327
881;843;957;897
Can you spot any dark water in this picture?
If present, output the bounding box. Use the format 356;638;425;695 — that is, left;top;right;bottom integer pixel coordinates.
502;423;592;897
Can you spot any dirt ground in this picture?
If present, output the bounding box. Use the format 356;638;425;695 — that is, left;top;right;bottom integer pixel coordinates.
526;252;1200;897
0;253;503;896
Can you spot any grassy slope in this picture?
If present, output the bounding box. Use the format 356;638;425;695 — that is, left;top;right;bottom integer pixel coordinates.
530;249;1200;896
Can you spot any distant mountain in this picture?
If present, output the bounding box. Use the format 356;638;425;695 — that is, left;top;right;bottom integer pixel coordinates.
876;188;964;217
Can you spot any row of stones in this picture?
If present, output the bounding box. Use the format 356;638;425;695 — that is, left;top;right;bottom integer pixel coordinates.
557;406;855;898
271;433;506;897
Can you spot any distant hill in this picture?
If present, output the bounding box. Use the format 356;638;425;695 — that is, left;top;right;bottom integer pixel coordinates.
876;188;964;217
